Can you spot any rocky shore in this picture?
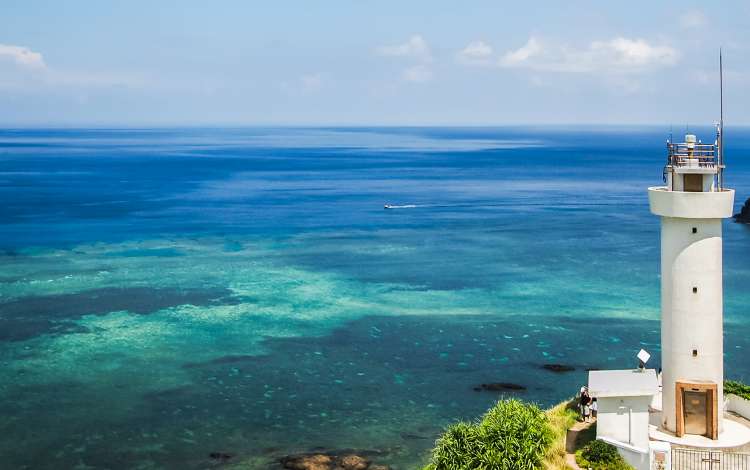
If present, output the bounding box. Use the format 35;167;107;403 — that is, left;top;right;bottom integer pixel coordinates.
734;197;750;224
280;451;390;470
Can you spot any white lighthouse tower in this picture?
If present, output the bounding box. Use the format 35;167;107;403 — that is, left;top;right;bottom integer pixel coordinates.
589;59;750;469
648;120;734;438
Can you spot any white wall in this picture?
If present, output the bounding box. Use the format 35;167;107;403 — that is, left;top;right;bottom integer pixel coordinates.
596;396;652;450
618;447;649;470
726;394;750;420
601;437;672;470
660;216;724;433
598;438;671;470
649;187;734;219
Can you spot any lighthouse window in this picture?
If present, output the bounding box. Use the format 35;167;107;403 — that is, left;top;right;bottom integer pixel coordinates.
692;227;697;234
684;174;703;192
693;287;698;293
692;349;698;357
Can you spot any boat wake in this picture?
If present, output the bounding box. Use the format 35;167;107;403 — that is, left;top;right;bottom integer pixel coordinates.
384;204;421;209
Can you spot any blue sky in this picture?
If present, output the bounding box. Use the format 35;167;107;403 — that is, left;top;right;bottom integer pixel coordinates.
1;1;748;126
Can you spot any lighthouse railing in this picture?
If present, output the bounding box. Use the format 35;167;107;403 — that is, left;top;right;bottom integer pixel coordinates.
667;142;717;168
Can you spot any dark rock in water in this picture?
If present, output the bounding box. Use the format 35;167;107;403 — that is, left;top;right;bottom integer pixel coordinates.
475;382;527;392
183;354;256;368
209;452;233;461
280;452;387;470
734;197;750;224
400;432;430;440
542;364;575;373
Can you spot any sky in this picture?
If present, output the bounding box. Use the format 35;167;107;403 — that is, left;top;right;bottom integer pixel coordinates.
1;1;749;126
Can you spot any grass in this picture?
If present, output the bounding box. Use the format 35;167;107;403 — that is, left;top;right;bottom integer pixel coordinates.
422;398;579;470
725;380;750;401
542;400;579;470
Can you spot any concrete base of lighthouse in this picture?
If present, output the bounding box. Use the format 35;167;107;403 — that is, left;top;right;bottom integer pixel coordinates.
649;420;750;449
648;389;750;449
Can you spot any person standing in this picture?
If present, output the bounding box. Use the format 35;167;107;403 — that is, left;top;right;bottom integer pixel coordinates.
579;387;591;421
583;400;591;422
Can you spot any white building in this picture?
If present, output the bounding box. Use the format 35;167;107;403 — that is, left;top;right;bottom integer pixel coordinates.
589;125;750;469
648;130;734;440
590;369;658;450
589;369;659;468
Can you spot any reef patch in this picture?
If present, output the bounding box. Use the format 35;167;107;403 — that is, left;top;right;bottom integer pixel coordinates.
0;286;238;341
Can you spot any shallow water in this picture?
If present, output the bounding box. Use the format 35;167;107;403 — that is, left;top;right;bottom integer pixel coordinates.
1;127;749;469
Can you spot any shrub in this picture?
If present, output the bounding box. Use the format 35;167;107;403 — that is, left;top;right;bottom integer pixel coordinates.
575;440;633;470
424;399;554;470
581;440;619;463
725;380;750;401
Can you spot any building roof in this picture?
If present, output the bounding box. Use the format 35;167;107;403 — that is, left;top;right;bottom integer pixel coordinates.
588;369;658;398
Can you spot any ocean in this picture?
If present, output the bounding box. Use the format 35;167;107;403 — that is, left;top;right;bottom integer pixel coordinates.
1;127;749;469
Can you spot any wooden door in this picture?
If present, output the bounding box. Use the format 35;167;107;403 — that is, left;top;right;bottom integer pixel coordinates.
676;381;718;440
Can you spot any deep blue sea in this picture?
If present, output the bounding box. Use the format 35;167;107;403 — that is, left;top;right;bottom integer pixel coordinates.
1;127;749;469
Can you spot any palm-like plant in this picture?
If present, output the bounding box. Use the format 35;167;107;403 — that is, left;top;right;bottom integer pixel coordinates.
425;399;554;470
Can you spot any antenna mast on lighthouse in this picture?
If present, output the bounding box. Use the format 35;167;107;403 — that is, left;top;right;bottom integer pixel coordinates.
719;50;724;189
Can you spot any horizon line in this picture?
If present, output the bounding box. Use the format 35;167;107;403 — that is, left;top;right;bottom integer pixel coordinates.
2;123;749;130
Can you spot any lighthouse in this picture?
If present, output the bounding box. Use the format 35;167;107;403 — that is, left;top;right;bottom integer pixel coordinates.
648;125;734;439
588;58;750;468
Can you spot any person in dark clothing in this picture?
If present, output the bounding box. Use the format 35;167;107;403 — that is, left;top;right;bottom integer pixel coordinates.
579;387;591;421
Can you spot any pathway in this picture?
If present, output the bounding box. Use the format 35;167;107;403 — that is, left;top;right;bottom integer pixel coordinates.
565;419;596;470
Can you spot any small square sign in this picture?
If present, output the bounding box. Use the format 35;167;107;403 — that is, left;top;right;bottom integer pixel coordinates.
637;349;651;364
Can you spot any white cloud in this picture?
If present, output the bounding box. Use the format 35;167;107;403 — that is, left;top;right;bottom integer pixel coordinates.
0;43;152;93
403;64;432;83
377;35;433;83
500;37;542;67
0;44;46;69
679;9;706;29
376;35;432;62
591;37;678;67
498;36;678;73
458;40;494;65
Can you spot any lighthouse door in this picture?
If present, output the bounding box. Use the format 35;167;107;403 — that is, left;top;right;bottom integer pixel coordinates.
676;382;718;439
683;390;708;436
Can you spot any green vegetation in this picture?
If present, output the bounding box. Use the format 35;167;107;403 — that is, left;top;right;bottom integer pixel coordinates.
574;440;633;470
725;380;750;401
422;399;579;470
542;401;579;470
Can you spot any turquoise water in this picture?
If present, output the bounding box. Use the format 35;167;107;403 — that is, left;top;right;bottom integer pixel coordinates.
1;127;749;469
